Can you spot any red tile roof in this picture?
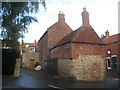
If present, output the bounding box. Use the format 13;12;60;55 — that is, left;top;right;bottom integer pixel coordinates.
55;28;78;46
73;26;103;43
20;42;36;49
102;33;120;43
55;26;103;47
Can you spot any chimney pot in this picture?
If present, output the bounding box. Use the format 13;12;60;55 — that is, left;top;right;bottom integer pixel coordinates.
83;7;87;11
105;30;109;37
59;11;61;14
58;11;65;22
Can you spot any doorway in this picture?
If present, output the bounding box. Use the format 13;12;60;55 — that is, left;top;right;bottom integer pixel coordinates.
30;59;35;69
111;56;117;70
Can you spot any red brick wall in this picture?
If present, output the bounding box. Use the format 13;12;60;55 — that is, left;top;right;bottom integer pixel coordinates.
38;40;42;64
71;44;105;59
48;22;72;49
104;43;120;70
38;33;48;67
38;21;73;67
104;43;118;56
117;43;120;70
51;43;72;59
51;43;105;59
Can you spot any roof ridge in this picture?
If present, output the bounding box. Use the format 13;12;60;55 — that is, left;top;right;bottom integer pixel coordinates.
109;33;120;37
71;26;82;41
47;22;58;30
90;26;104;44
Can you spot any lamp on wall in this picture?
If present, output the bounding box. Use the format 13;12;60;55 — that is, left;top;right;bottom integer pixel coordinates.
107;49;111;55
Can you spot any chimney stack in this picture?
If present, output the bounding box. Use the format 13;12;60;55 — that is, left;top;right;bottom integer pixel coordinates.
34;40;36;43
58;11;65;22
81;7;90;27
105;30;109;38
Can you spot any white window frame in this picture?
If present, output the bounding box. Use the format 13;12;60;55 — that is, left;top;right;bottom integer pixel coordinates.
111;55;117;57
29;47;35;52
106;57;111;69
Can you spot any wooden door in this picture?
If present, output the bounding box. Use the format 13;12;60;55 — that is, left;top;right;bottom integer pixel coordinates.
30;59;35;69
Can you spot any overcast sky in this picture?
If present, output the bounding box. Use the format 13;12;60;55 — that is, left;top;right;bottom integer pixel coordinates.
22;0;119;43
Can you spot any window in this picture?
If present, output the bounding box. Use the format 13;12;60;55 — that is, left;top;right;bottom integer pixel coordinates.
29;47;35;52
26;44;30;47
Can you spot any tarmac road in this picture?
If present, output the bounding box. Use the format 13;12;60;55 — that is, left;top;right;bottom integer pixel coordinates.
2;68;120;89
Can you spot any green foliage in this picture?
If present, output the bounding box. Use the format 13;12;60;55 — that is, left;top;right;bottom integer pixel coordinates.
35;61;40;67
1;2;39;39
1;1;46;51
68;77;76;80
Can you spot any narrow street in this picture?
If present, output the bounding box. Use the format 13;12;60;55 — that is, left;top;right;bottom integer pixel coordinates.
2;68;119;89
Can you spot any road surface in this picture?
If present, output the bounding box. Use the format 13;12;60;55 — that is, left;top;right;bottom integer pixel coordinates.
2;68;120;89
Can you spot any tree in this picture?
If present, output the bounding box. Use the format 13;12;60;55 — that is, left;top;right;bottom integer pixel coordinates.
1;1;46;51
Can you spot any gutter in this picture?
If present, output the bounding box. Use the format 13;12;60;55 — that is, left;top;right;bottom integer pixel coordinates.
50;41;120;51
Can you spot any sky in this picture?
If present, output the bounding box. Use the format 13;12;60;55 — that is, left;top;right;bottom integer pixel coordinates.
22;0;119;43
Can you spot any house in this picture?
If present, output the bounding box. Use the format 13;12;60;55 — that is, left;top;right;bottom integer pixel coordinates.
49;8;106;80
20;40;39;69
101;31;120;71
38;11;73;71
38;8;107;80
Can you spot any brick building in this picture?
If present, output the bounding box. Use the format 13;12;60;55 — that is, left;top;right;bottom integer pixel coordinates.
38;11;73;70
38;8;106;80
49;8;106;80
102;31;120;71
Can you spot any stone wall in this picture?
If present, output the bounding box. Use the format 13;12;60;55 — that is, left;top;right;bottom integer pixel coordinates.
23;52;39;68
14;58;20;77
57;55;106;80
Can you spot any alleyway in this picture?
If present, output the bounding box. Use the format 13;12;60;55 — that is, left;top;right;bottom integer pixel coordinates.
2;68;119;89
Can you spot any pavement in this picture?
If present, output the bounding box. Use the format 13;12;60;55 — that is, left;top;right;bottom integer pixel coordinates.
104;70;119;80
2;68;120;89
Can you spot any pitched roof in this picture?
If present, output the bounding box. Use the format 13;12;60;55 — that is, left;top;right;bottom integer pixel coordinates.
72;26;103;43
54;26;103;48
20;42;36;49
102;33;120;44
52;8;103;49
38;13;73;44
55;29;79;46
